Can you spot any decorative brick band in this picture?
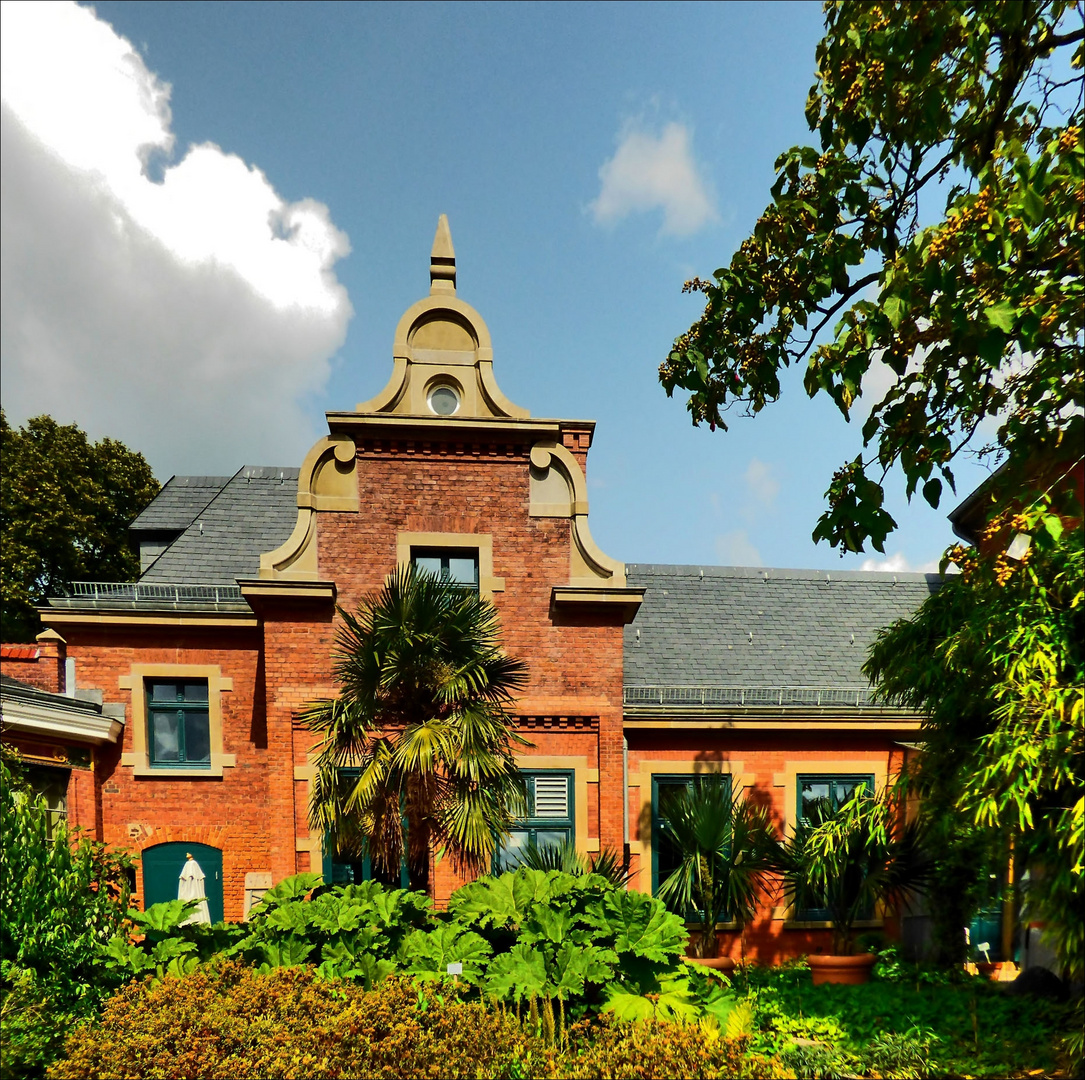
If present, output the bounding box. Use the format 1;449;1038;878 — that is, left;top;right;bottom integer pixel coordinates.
516;716;599;731
358;439;529;459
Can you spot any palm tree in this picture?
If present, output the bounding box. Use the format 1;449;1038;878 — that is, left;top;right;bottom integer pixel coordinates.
656;776;776;960
301;565;529;892
777;788;931;955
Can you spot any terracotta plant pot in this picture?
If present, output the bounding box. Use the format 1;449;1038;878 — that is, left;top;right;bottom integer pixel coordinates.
807;953;876;986
685;956;737;973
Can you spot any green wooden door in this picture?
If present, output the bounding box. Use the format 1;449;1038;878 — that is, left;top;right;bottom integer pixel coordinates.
141;842;223;923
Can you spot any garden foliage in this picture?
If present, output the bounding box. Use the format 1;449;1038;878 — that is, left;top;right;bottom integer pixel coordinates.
0;747;133;1077
50;965;546;1080
743;954;1072;1079
99;868;741;1029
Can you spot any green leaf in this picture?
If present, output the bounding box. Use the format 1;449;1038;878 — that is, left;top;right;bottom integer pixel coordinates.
984;300;1016;333
256;934;314;969
586;890;688;961
1020;185;1044;225
484;942;547;1002
129;900;197;932
399;923;492;984
1041;515;1064;542
883;295;906;329
922;478;942;508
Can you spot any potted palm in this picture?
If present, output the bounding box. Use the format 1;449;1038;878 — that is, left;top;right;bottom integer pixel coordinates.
778;788;930;984
656;775;776;968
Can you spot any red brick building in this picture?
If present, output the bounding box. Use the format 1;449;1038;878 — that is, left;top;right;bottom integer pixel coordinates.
2;219;936;961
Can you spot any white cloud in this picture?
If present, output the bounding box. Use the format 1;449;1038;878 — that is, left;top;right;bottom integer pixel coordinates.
743;457;779;506
591;121;717;237
0;1;352;475
859;552;942;574
715;530;763;566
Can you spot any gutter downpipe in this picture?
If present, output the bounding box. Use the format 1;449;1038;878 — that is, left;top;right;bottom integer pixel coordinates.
622;735;629;849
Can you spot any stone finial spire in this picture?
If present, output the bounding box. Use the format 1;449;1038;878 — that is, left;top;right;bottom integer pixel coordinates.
429;214;456;295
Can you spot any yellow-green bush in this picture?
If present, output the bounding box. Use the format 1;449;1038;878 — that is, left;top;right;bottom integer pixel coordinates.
49;962;546;1079
560;1017;776;1080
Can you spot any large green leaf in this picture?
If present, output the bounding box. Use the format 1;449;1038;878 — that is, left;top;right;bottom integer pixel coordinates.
255;934;315;970
446;868;571;930
603;972;701;1024
249;873;322;914
262;901;316;934
586;890;688;961
129;900;196;932
306;894;370;934
398;923;492;984
549;941;617;998
317;942;395;987
520;905;589;947
484;942;547;1002
149;937;197;964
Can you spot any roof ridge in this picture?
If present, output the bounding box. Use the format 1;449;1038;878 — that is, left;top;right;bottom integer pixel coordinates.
625;563;940;582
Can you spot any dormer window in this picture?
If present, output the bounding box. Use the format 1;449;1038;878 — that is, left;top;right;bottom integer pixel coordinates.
412;548;479;591
427;384;460;416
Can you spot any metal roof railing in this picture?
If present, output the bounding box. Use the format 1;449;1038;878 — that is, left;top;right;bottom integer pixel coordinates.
622;685;886;709
54;582;248;609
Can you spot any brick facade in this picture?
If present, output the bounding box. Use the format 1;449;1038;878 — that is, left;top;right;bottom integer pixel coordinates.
9;223;928;956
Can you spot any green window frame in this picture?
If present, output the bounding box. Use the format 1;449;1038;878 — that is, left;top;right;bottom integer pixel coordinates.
321;769;410;889
797;774;874;825
411;548;480;592
495;770;575;872
146;679;211;768
795;773;875;921
651;774;733;901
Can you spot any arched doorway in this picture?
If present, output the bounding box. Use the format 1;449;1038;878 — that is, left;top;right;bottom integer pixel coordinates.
141;842;224;924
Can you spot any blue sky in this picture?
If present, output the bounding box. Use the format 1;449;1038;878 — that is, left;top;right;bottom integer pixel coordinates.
1;1;994;573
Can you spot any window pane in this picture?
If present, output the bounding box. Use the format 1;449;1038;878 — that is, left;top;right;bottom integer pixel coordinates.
150;681;179;702
656;781;689;821
801;780;832;823
429;386;459;416
833;778;866;809
497;830;530;871
447;557;479;586
413;556;442;576
534;829;570;851
183;681;209;703
184;711;211;763
152;711;181;761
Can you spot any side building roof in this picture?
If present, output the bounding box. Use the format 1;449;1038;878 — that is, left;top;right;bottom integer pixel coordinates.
623;563;938;709
130;475;233;534
139;466;300;585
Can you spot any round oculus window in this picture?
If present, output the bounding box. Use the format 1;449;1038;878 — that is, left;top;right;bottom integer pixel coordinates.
428;385;460;416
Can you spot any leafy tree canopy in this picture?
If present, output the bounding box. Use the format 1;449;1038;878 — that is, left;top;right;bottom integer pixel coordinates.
867;502;1083;977
1;411;159;641
661;0;1083;554
660;0;1084;976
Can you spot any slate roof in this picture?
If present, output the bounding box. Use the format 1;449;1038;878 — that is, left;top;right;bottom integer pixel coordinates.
130;475;232;533
140;467;300;585
623;564;938;695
